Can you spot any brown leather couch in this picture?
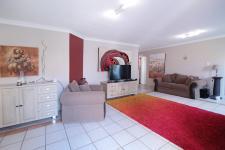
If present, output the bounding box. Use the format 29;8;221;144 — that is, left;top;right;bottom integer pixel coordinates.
154;73;207;99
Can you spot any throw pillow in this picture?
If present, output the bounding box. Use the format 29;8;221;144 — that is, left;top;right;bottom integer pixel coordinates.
162;74;172;83
174;75;188;84
185;76;199;85
80;84;91;91
68;80;80;92
78;78;88;85
185;78;193;85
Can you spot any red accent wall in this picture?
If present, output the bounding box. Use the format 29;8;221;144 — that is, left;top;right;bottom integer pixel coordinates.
69;33;83;82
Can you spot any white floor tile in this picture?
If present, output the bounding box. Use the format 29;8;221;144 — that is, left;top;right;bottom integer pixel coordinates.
77;144;97;150
64;122;82;129
160;143;180;150
139;133;167;150
46;123;64;134
199;102;219;111
126;125;148;138
106;110;120;117
0;142;22;150
46;139;70;150
25;127;45;140
123;140;149;150
35;147;45;150
99;118;114;127
0;132;25;147
69;133;91;149
110;113;126;122
82;122;100;132
65;125;86;138
87;127;109;142
103;123;123;135
94;136;120;150
212;105;225;115
116;118;135;129
112;130;135;146
21;136;45;150
46;130;67;145
186;100;205;108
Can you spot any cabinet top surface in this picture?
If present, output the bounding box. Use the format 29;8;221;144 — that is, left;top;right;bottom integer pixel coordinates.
101;80;138;84
0;81;57;88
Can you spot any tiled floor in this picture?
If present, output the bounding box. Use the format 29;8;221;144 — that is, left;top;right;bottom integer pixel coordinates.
1;92;225;150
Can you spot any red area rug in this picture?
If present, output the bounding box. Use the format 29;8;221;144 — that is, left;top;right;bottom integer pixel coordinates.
107;94;225;150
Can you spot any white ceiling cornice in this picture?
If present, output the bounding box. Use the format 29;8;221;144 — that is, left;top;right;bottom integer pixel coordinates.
85;37;140;48
141;34;225;52
0;17;140;48
0;18;70;34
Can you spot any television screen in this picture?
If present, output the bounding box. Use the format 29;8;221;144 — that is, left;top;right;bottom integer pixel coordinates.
109;65;131;81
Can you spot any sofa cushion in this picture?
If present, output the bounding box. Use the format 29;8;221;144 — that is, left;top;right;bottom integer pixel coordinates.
172;84;189;91
162;75;172;83
174;74;188;84
80;84;91;91
60;91;105;105
170;74;178;83
68;80;80;92
159;82;188;91
158;82;174;89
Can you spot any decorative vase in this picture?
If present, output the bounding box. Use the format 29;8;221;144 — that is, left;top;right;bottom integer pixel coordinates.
16;71;25;86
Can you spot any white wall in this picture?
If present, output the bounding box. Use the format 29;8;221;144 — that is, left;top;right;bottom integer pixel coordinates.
0;24;140;88
83;40;139;84
140;37;225;98
0;24;69;87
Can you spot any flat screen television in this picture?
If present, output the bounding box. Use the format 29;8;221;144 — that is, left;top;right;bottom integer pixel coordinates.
109;65;131;81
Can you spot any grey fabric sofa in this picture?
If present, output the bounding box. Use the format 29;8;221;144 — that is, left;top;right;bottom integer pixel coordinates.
60;85;106;123
154;73;207;99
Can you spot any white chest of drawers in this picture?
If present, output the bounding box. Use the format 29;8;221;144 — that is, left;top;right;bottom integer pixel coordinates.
0;82;58;128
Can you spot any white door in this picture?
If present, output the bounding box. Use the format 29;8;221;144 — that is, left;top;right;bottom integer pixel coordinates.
1;88;20;127
140;56;147;84
19;86;37;123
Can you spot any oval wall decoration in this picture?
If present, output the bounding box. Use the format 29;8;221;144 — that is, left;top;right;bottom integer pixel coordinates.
100;50;130;71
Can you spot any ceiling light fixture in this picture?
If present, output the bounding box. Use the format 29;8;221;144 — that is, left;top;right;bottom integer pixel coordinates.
103;0;140;20
120;0;139;9
103;9;120;20
176;29;207;39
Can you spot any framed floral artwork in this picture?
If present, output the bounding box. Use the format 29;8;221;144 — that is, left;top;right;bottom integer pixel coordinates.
0;45;39;77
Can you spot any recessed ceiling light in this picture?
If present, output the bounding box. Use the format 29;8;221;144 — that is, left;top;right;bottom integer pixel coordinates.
103;9;120;20
176;29;207;39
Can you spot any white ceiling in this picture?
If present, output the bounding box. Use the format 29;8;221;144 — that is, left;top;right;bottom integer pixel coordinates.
0;0;225;51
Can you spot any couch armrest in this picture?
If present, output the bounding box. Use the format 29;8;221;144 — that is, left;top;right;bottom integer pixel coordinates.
153;78;162;91
60;91;105;105
190;79;207;99
90;85;103;91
